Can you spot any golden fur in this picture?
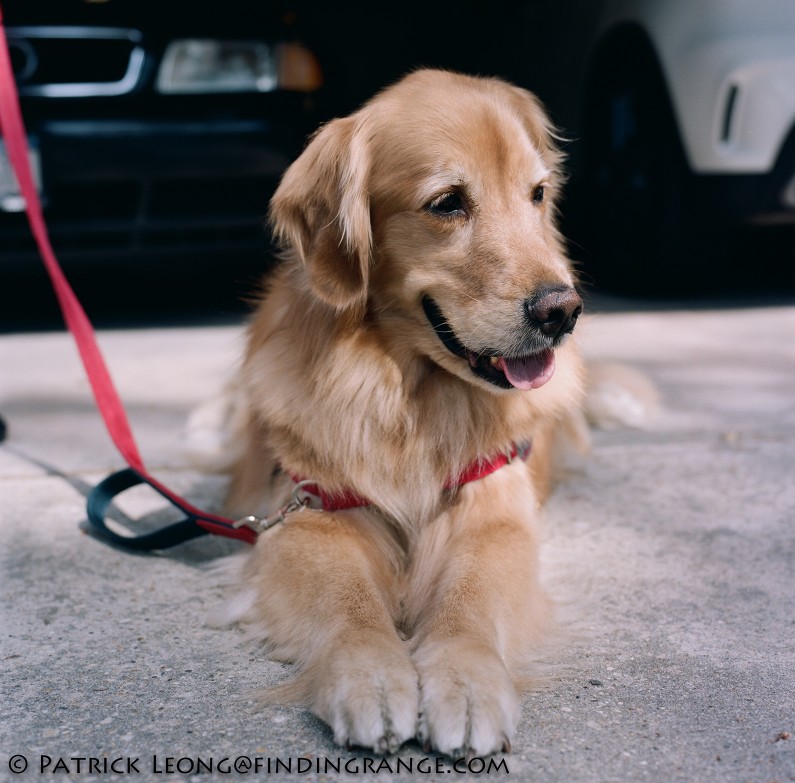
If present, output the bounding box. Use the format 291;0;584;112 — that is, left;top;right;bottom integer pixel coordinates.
224;69;587;757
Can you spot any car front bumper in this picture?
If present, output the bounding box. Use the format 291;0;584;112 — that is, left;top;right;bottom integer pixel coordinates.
1;115;294;267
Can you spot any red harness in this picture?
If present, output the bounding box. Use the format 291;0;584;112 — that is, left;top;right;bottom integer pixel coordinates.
234;442;532;535
294;441;532;513
0;15;530;549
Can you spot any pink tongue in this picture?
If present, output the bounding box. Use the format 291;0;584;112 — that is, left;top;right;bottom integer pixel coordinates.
498;349;555;390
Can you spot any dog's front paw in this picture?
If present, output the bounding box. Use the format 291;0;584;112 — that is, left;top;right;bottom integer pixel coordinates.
414;639;519;758
309;631;419;753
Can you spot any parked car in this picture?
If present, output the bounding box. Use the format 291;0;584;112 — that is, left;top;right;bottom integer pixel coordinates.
6;0;793;314
0;0;334;327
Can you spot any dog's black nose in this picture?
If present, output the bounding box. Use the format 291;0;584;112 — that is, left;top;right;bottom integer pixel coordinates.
526;286;583;338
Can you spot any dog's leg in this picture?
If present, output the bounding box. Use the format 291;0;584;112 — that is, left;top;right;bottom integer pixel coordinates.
245;511;418;752
406;464;550;757
224;420;285;519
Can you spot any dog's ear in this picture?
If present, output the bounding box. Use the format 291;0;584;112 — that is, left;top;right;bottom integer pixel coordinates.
269;116;371;312
501;82;568;250
503;84;565;178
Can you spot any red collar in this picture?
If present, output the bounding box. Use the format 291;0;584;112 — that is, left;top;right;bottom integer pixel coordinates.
293;440;532;512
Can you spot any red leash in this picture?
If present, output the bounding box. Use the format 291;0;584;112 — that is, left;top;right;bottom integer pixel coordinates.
0;9;255;547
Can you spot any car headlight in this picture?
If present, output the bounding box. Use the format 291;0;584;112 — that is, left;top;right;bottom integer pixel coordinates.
156;39;322;94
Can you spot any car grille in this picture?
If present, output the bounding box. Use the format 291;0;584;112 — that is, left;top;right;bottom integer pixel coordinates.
7;27;144;97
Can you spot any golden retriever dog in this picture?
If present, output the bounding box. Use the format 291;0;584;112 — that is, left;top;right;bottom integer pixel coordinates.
221;68;586;758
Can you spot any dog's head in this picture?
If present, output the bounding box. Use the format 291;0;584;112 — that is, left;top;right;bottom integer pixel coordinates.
270;69;581;393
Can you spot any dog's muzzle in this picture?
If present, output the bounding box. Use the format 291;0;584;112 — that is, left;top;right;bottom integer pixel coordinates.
422;286;582;391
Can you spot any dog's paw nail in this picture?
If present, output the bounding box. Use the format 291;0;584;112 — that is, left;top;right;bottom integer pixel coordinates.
375;732;397;754
375;731;401;753
501;737;512;754
345;740;353;752
388;732;403;754
417;715;429;751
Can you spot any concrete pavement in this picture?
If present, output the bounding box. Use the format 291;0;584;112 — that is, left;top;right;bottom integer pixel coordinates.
1;304;794;782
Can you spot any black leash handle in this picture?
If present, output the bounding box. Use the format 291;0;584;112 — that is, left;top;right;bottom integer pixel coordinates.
86;468;209;551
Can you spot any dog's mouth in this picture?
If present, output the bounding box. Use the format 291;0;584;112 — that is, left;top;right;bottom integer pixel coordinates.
421;296;555;391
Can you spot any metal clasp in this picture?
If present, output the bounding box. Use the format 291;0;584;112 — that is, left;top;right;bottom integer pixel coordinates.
511;440;532;463
233;479;321;534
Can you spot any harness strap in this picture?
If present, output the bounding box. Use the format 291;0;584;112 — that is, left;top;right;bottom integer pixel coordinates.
290;441;532;512
445;441;531;490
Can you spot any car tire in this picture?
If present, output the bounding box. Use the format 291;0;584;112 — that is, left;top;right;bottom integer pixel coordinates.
578;34;725;296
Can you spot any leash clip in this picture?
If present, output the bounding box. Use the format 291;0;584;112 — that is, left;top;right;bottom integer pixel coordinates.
509;440;532;463
233;479;320;533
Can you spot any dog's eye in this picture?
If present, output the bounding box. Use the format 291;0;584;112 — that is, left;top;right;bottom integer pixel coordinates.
427;191;467;217
531;184;545;205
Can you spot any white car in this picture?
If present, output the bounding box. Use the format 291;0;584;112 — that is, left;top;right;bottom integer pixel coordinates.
521;0;795;293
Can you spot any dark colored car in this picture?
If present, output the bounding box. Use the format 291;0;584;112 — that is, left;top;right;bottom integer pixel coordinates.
1;0;334;327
